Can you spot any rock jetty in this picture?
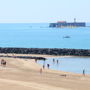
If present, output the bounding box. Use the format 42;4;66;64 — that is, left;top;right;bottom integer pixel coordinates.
0;47;90;56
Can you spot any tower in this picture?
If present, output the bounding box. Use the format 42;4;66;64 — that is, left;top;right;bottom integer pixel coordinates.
74;18;76;23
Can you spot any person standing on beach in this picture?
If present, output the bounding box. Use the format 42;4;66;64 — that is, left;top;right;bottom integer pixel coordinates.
57;60;59;64
35;59;37;63
40;68;42;74
83;69;85;76
43;64;45;69
53;59;55;63
47;64;50;69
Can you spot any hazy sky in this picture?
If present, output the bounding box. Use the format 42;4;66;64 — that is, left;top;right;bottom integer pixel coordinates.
0;0;89;23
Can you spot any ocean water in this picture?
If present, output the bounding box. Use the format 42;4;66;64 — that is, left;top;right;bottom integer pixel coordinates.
37;56;90;74
0;23;90;49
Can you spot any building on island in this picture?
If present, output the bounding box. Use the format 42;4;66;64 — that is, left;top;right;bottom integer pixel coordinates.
49;19;86;28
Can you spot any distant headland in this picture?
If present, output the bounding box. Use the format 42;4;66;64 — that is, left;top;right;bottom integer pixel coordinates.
49;18;86;28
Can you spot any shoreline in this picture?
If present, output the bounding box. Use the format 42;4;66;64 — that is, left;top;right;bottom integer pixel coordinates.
0;53;87;58
0;54;90;90
0;53;89;75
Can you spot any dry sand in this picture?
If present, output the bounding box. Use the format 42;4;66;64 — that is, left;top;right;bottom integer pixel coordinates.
0;54;90;90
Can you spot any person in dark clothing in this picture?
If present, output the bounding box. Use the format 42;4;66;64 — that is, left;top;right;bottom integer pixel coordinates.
35;59;37;63
47;64;50;69
83;69;85;76
43;64;45;69
57;60;59;64
53;59;55;63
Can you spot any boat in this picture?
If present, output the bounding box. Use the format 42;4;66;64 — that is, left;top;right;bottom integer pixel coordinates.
63;36;71;38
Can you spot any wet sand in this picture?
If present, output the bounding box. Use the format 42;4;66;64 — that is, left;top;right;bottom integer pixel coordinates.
0;53;90;90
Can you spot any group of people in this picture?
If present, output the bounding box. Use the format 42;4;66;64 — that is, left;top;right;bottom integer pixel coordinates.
39;58;60;74
40;64;50;74
53;59;59;64
0;59;6;67
40;59;59;74
36;58;86;76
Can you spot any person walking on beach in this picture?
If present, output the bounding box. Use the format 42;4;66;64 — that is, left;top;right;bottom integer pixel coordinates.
40;68;42;74
83;69;85;76
43;64;45;69
57;60;59;64
53;59;55;63
47;64;50;69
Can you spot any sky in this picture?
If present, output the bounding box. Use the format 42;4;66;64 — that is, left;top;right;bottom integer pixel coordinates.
0;0;89;23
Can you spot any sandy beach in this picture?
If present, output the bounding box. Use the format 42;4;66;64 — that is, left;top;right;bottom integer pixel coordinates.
0;54;90;90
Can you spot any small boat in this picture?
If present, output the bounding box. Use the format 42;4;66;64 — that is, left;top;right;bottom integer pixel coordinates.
63;36;71;38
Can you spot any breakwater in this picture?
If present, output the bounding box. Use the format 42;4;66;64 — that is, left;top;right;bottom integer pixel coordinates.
0;47;90;56
0;55;46;60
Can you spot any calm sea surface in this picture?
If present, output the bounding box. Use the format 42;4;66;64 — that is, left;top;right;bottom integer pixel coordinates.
0;23;90;74
0;23;90;49
37;56;90;74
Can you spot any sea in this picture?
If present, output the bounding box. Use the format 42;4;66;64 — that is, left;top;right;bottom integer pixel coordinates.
0;23;90;49
0;23;90;74
37;56;90;74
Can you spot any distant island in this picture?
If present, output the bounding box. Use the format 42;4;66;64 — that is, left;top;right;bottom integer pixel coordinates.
49;18;86;28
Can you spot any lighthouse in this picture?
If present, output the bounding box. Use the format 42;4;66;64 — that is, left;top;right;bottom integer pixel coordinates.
74;18;76;23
